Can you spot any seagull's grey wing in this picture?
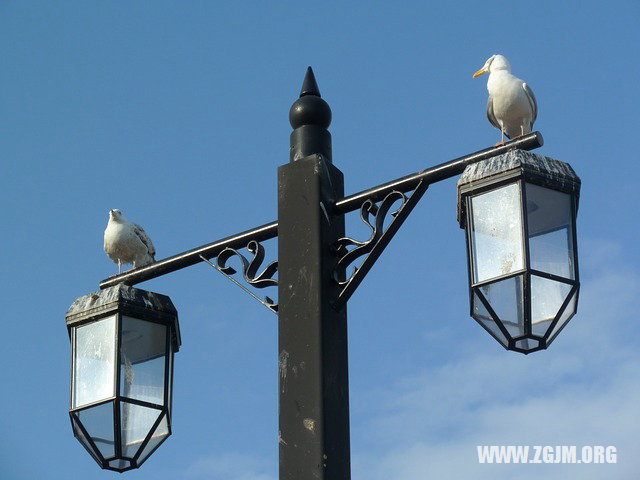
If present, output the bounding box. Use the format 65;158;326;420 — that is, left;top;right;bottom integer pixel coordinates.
523;82;537;127
133;223;155;258
486;95;501;131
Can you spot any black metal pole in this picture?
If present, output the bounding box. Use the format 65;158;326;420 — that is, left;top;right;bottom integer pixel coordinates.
277;67;350;479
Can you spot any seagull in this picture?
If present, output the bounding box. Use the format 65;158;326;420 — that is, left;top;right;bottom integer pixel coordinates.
473;54;537;144
104;209;156;273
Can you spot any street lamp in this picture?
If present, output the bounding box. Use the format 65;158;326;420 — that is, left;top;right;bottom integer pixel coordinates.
457;150;581;353
66;67;579;478
66;284;181;472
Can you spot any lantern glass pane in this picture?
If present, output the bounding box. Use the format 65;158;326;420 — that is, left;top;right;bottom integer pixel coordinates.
470;183;524;283
73;316;116;408
120;316;167;406
77;402;115;459
72;415;100;462
526;183;575;279
109;459;132;470
479;274;525;338
137;414;169;465
515;338;539;350
531;275;573;336
472;291;508;346
548;289;578;342
121;401;161;458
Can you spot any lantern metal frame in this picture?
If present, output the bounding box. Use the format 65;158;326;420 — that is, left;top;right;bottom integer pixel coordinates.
66;284;181;472
457;150;581;353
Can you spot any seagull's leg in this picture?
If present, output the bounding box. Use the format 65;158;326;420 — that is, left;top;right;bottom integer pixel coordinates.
495;125;507;147
118;259;122;274
510;124;527;141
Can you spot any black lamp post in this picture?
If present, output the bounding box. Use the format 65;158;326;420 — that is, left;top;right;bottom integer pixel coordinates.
66;284;180;472
67;67;579;478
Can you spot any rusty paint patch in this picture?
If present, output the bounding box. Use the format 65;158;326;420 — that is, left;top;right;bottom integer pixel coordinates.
303;418;316;434
279;350;290;393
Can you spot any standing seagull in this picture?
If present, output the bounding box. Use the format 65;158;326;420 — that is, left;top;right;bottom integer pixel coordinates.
104;209;156;273
473;54;537;144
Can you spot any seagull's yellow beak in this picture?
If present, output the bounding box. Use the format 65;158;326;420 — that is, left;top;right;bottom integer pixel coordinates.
473;68;486;78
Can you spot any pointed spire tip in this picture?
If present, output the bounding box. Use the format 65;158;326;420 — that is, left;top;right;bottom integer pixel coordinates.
300;66;321;98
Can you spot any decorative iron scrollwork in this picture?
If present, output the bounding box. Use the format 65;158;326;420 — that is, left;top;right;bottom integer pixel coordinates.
200;240;278;313
334;190;407;285
332;180;429;309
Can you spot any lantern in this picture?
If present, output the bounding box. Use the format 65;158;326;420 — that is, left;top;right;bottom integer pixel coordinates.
458;149;580;353
66;284;180;471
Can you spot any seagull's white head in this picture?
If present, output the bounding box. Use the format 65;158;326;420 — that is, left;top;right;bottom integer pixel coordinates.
473;54;511;78
109;209;125;222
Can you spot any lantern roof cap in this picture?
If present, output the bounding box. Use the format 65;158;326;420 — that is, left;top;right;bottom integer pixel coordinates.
457;149;581;227
458;149;580;191
66;283;181;350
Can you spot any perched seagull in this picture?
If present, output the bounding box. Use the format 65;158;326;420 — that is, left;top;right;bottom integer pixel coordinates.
104;209;156;273
473;54;537;144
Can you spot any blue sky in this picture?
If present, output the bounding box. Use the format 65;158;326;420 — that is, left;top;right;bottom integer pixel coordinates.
2;1;639;479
